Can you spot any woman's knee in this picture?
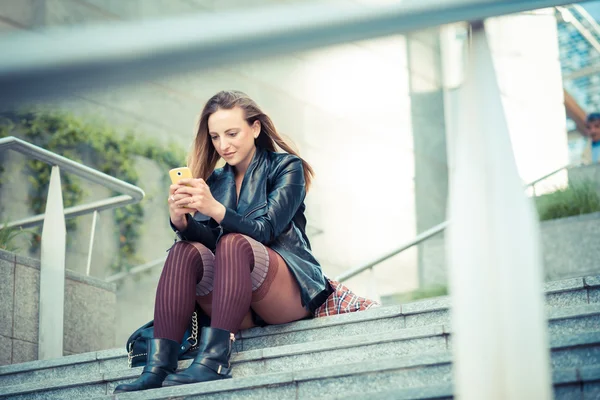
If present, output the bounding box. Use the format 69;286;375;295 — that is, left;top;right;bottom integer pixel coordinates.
217;233;245;247
164;241;210;274
170;241;212;257
169;240;196;254
216;233;251;255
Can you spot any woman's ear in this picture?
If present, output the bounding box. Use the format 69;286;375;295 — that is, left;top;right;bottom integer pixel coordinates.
252;120;261;139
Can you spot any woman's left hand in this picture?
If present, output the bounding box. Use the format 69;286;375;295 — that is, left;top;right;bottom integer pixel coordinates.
174;178;225;221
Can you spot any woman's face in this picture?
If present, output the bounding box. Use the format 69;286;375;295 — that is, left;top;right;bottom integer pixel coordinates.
208;107;260;171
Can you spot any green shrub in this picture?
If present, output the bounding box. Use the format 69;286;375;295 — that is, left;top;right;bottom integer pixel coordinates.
0;110;186;272
535;179;600;221
0;224;32;253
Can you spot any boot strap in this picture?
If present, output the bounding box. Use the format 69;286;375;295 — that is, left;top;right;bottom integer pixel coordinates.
142;365;175;376
199;359;231;376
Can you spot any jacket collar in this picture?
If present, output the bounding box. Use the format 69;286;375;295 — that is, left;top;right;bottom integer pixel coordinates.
211;146;268;215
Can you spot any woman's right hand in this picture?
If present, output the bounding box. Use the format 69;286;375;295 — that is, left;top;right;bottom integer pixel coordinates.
169;184;196;231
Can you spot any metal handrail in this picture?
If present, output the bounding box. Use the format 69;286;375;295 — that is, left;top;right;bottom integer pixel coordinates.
337;161;581;283
335;220;449;282
0;136;145;229
524;163;573;196
106;224;325;283
525;164;571;188
108;219;450;284
0;0;577;109
0;135;145;359
105;256;167;283
336;163;579;283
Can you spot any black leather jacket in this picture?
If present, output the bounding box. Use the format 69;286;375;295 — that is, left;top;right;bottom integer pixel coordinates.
171;147;332;313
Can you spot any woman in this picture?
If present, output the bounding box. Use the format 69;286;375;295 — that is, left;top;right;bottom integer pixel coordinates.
114;90;376;393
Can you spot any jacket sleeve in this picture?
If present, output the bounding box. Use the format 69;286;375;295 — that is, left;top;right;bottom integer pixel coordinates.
220;157;306;245
170;213;218;251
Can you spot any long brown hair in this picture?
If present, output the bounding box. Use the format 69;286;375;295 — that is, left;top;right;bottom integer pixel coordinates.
188;90;314;190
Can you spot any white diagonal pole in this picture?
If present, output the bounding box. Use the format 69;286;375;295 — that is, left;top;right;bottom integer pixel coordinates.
446;22;552;399
0;0;581;109
38;166;66;360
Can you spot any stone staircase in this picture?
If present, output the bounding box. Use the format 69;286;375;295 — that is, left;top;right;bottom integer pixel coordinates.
0;275;599;399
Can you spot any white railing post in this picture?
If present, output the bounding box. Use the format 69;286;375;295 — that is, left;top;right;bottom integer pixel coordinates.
38;166;66;360
85;210;99;276
446;22;552;399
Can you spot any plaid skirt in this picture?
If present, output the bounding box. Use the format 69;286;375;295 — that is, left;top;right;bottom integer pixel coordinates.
313;279;380;318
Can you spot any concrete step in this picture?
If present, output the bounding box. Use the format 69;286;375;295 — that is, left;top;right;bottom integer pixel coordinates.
0;274;597;398
1;294;599;391
239;275;600;352
98;363;600;400
0;275;599;386
333;365;600;400
1;322;599;399
91;352;457;400
61;362;600;399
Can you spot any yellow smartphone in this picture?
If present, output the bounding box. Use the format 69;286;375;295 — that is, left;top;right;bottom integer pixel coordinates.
169;167;193;185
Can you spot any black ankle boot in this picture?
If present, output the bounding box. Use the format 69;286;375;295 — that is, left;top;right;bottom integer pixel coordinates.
114;338;179;393
162;327;234;387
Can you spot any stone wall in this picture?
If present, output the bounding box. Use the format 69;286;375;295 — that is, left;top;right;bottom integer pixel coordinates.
569;162;600;184
540;212;600;280
0;249;116;366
